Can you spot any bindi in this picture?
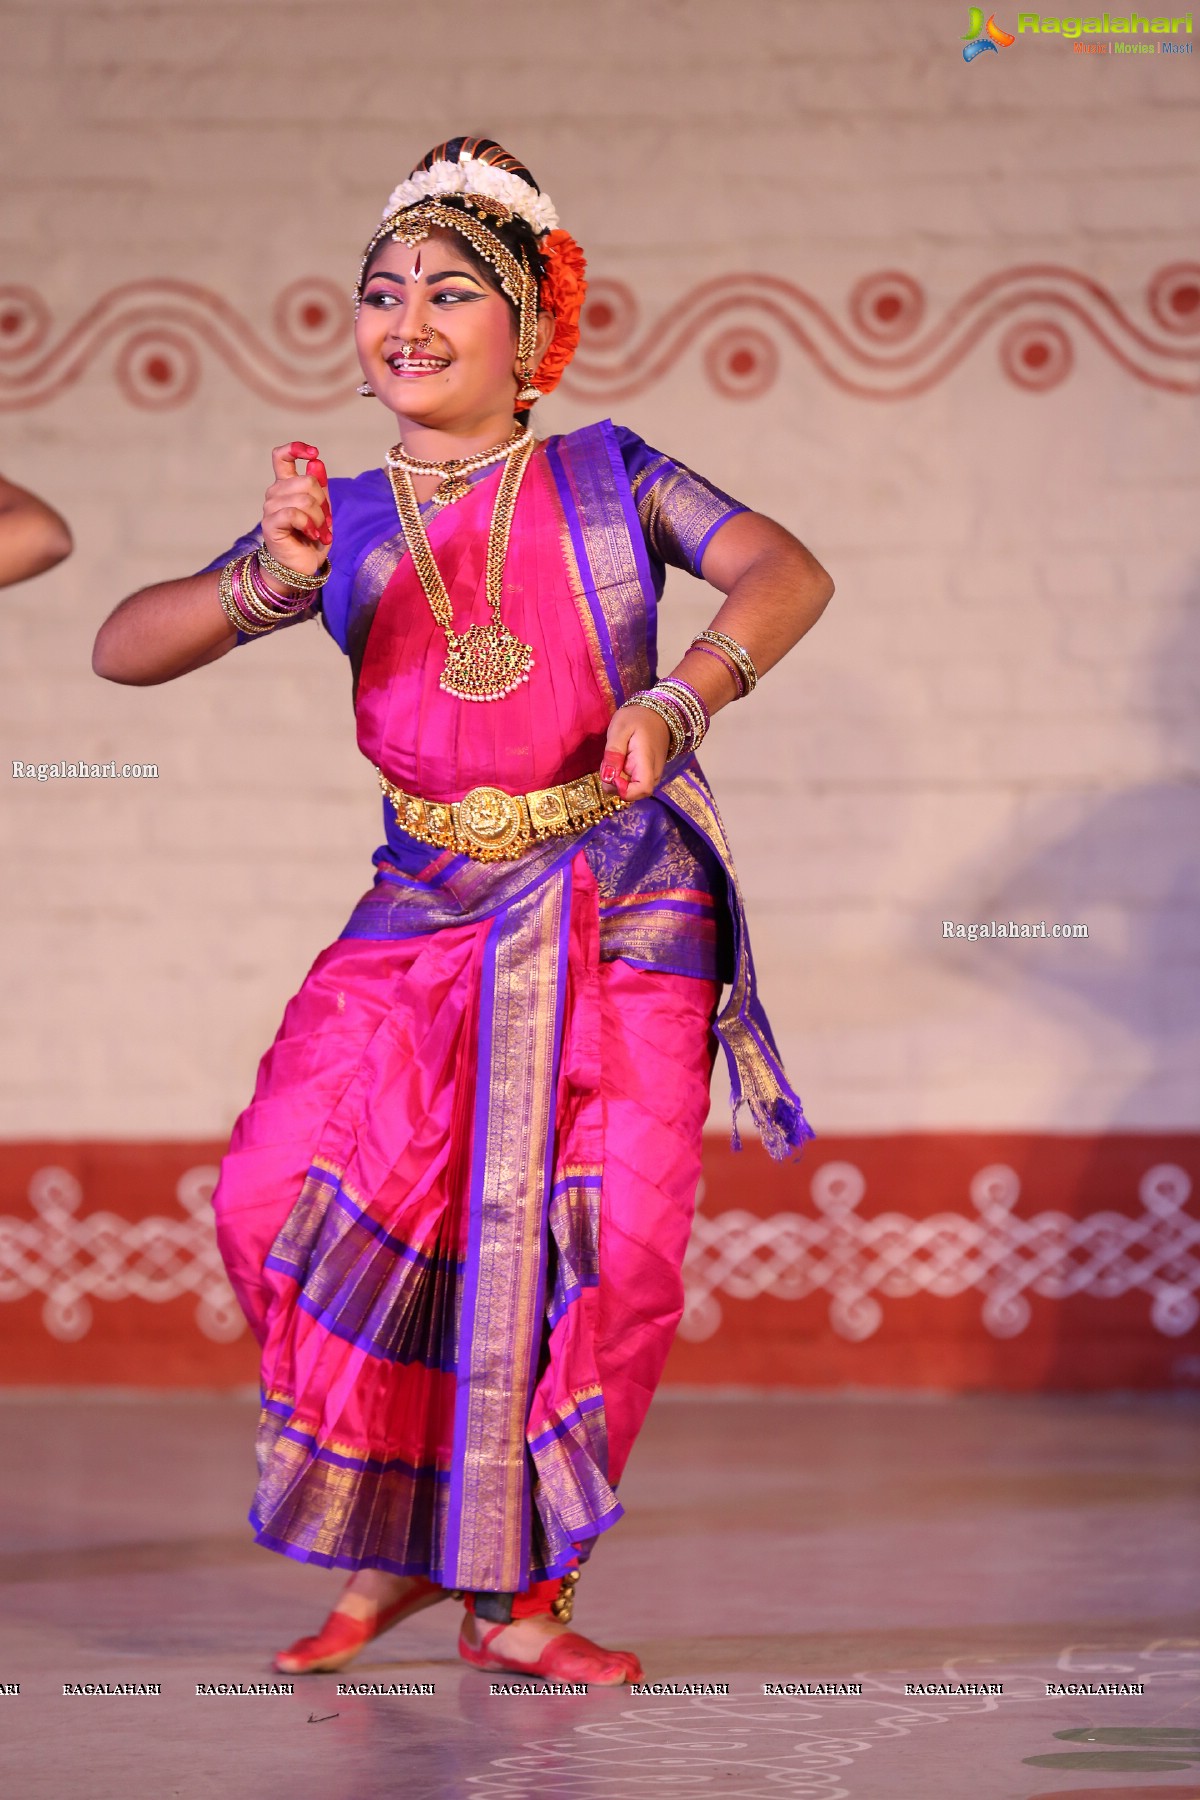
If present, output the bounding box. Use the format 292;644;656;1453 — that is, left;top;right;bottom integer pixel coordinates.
410;249;422;279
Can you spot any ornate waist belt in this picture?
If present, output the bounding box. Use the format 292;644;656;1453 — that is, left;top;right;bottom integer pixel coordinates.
376;767;627;863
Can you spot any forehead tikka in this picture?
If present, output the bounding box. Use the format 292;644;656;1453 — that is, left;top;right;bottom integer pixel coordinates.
353;196;540;375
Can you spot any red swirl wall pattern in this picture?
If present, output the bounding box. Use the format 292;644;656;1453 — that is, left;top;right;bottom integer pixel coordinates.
0;264;1198;411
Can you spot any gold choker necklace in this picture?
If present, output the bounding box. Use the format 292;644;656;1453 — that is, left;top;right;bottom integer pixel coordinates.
385;424;531;509
385;432;538;703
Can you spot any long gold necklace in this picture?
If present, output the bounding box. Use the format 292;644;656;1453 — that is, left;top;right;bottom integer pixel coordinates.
386;432;537;703
385;424;530;509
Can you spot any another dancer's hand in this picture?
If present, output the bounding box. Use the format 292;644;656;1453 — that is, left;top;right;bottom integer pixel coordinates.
600;704;671;803
262;442;331;579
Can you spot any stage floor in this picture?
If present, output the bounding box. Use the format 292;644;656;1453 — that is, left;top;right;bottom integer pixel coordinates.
2;1391;1198;1798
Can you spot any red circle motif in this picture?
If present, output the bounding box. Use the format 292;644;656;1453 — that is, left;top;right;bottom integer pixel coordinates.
578;281;638;354
115;330;201;410
999;319;1072;391
704;327;779;400
272;278;349;353
1147;262;1200;336
0;285;52;359
849;271;925;344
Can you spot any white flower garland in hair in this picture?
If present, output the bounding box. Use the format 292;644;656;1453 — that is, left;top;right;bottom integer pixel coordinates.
380;157;559;236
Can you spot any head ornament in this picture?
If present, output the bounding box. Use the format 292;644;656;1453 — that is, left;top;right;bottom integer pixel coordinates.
355;139;587;406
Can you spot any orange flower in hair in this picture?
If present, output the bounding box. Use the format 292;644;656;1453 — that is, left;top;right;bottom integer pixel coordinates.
531;230;587;396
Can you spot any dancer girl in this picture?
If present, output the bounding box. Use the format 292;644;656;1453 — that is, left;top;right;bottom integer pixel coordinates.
92;136;833;1684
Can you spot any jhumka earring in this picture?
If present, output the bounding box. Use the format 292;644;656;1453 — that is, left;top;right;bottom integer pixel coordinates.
515;366;541;404
356;382;376;397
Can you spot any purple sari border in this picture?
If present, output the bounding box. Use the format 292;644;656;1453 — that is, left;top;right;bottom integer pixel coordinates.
658;763;815;1162
290;1289;458;1374
260;1162;462;1370
528;1391;606;1455
599;421;662;684
325;1172;461;1271
545;1279;596;1331
273;1428;450;1480
543;435;623;704
247;1515;448;1579
442;908;501;1579
528;1504;625;1582
602;896;715;920
550;1172;602;1197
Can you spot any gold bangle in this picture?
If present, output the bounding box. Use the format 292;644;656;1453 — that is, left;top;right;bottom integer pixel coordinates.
255;546;330;593
626;689;688;759
691;629;758;695
655;677;709;751
236;553;309;625
231;554;296;628
218;559;274;635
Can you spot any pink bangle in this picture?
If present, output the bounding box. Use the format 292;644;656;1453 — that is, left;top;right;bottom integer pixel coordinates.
690;640;747;697
244;555;310;615
658;675;711;738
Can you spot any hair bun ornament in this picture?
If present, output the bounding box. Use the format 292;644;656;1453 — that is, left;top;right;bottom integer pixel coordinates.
525;230;588;403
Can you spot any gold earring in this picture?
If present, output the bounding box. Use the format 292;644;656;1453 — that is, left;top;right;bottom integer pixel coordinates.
356;382;375;397
515;366;541;404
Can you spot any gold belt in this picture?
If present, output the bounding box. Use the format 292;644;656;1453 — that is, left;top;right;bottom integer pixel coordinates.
376;767;627;863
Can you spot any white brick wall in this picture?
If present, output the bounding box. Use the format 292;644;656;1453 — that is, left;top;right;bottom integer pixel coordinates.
2;0;1197;1136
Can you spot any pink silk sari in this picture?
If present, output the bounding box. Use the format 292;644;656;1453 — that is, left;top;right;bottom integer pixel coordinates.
212;450;726;1590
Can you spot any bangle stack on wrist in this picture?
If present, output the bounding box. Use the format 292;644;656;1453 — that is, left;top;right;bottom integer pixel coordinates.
256;546;330;596
218;549;330;637
626;675;711;760
689;629;759;698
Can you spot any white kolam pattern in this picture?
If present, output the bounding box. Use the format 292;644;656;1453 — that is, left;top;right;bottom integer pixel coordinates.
0;1161;1196;1347
0;1165;244;1343
680;1160;1199;1344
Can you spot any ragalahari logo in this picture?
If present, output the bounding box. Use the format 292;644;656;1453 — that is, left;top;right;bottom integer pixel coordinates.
962;8;1017;56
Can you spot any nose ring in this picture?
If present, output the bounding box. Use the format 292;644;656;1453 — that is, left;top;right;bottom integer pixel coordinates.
399;323;436;361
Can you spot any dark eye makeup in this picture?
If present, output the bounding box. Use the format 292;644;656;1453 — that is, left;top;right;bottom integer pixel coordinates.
362;284;483;308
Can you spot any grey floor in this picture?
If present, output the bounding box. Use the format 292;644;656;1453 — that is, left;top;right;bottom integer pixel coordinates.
2;1390;1199;1799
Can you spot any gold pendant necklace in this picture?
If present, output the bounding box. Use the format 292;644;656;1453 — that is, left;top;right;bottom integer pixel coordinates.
386;433;537;703
385;425;530;510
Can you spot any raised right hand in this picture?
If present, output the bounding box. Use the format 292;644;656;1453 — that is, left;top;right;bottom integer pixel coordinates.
261;441;332;580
